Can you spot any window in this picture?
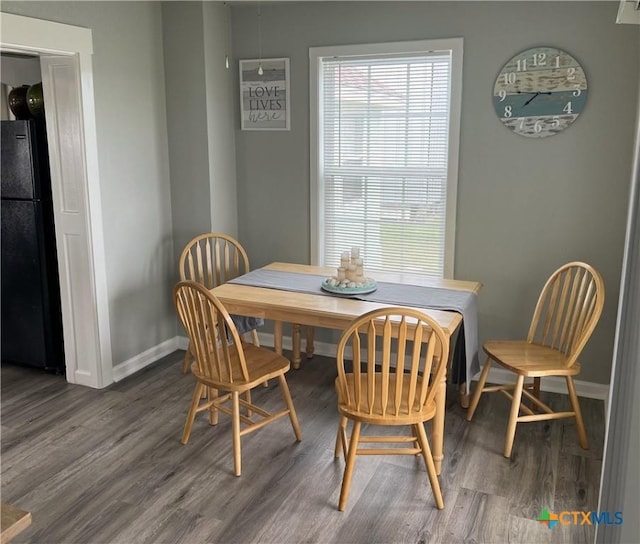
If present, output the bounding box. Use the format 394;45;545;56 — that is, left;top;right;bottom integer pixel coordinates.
310;39;463;279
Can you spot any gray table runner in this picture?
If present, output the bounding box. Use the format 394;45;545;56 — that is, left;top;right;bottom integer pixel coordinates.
228;268;480;389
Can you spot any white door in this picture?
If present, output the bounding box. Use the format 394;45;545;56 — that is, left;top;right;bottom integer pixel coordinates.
40;54;112;387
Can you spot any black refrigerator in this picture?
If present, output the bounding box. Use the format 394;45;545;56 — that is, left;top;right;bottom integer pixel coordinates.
1;119;65;372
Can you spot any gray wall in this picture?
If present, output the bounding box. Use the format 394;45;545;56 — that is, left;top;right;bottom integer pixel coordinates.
0;54;41;120
0;54;41;86
231;1;640;384
203;2;238;236
2;1;176;366
162;1;239;275
162;1;212;270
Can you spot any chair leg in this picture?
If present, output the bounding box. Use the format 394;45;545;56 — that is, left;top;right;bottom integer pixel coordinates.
533;377;541;399
182;343;193;374
292;324;302;370
208;387;219;425
250;329;260;347
246;331;268;385
566;376;588;449
278;374;302;441
411;425;421;456
467;357;492;421
338;421;361;511
334;416;348;459
182;382;204;444
504;375;525;458
232;391;242;476
525;377;541;411
244;390;252;417
415;422;444;509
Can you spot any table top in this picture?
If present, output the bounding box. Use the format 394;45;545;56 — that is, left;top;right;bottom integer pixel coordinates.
211;262;482;337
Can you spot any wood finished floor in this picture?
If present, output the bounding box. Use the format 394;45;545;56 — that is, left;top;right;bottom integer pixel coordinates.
1;351;604;544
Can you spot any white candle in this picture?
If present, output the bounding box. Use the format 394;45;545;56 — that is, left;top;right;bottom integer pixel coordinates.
337;267;346;281
351;246;360;259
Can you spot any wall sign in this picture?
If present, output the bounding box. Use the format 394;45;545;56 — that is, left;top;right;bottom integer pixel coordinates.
239;57;290;131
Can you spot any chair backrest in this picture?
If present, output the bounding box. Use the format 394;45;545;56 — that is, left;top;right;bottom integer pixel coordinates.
174;280;249;385
528;262;605;366
179;233;251;289
336;307;450;418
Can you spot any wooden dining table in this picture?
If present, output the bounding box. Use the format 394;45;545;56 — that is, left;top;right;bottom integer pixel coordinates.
211;262;482;474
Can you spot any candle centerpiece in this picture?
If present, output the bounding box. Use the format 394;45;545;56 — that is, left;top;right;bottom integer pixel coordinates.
321;247;377;295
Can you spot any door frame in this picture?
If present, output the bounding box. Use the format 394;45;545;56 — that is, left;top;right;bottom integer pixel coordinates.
1;13;113;388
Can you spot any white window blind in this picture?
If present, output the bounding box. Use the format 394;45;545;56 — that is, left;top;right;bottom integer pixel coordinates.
311;40;462;279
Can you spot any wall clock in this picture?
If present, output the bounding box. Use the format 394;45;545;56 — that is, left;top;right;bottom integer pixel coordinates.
493;46;587;138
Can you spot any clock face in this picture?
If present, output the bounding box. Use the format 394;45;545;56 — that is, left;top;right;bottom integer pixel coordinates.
493;46;587;138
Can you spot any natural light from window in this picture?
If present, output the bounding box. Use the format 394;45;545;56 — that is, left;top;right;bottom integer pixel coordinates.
310;39;463;279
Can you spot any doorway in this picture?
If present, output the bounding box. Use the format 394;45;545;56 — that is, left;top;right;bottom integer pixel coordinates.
1;53;66;373
1;13;113;388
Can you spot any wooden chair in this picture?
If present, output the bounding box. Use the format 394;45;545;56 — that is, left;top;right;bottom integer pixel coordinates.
179;233;261;374
174;280;302;476
466;262;605;458
334;307;449;511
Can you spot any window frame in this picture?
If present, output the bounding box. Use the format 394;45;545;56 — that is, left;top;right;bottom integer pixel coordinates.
309;38;463;279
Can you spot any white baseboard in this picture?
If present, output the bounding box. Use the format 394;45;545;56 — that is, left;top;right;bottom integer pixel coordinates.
112;337;180;382
125;332;609;408
176;336;189;351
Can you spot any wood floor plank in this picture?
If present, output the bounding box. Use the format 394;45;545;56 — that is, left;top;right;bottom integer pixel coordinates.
333;460;452;543
64;500;145;544
559;396;605;460
1;352;604;544
508;512;594;544
554;452;601;514
507;515;553;544
246;452;355;544
502;400;561;519
443;487;510;543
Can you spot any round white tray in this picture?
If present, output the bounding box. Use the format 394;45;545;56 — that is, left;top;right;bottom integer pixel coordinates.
321;279;377;296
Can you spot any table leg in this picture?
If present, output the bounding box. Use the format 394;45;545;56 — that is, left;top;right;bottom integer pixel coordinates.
432;377;446;475
306;326;315;359
274;321;283;355
292;324;302;369
459;382;470;409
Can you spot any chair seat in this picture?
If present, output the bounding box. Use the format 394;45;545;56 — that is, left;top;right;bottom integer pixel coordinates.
336;374;437;425
192;343;291;391
483;340;581;377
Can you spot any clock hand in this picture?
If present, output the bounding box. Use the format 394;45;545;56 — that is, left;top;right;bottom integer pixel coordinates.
523;92;541;106
523;91;553;106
